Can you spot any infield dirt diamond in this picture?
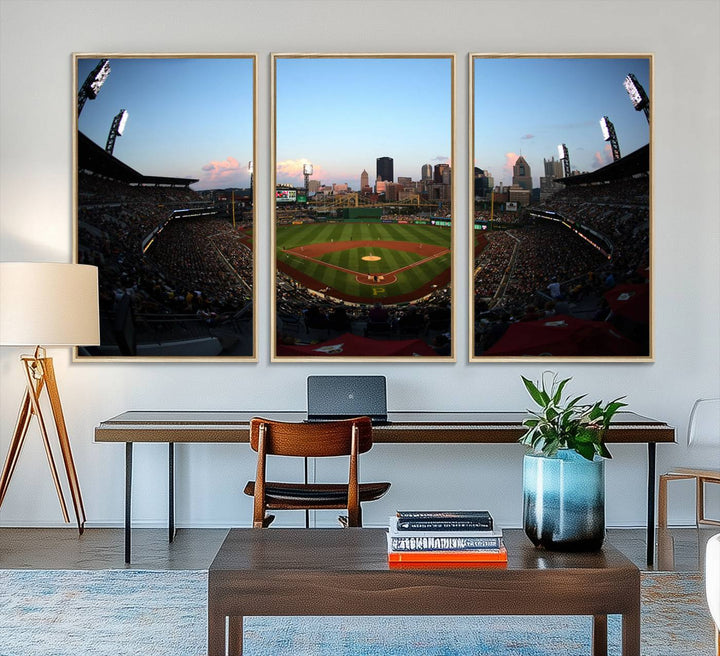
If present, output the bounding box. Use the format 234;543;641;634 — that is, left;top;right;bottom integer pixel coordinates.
287;240;449;286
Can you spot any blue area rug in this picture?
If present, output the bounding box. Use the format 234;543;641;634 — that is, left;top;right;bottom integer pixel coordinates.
0;569;714;655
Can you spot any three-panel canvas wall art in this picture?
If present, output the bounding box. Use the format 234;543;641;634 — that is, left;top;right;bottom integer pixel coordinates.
73;53;651;362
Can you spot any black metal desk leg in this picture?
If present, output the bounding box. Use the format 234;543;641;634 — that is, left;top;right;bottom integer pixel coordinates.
646;442;656;566
125;442;133;564
304;456;310;528
169;443;175;542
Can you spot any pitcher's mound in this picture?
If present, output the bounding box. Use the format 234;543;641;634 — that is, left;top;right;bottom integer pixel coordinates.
362;255;382;262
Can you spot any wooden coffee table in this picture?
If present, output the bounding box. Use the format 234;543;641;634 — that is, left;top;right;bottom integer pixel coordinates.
208;528;640;656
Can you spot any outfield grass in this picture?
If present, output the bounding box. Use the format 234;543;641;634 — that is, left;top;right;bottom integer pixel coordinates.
276;222;450;249
276;222;451;300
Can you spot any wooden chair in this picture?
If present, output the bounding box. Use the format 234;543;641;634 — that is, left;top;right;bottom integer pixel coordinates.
658;398;720;528
243;416;390;528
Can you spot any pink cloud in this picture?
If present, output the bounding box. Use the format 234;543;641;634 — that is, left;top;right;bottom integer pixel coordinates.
503;152;519;179
276;159;330;184
593;144;613;169
200;156;242;182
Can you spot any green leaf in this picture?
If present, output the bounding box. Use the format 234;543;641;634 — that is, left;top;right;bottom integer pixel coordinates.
522;376;547;407
566;395;587;409
576;442;595;461
552;377;571;404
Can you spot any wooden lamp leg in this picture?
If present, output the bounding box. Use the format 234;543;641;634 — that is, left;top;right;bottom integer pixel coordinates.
41;357;86;532
0;391;34;506
0;352;86;533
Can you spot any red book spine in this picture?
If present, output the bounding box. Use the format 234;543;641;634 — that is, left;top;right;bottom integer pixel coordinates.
388;545;507;563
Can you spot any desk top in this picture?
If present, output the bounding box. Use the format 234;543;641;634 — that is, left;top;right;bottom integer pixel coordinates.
95;410;675;444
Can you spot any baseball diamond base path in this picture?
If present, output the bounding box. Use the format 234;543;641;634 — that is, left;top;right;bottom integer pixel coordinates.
277;239;451;305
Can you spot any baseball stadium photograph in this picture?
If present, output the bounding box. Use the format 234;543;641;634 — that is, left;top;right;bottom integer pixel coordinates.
471;55;652;360
74;55;256;360
273;55;455;360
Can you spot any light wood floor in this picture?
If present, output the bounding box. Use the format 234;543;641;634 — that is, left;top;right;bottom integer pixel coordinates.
0;526;716;571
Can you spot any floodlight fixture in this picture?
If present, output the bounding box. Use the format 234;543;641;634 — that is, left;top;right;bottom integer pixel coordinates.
105;109;128;156
600;116;621;162
600;116;611;142
116;109;129;136
558;143;571;178
77;59;111;116
623;73;650;122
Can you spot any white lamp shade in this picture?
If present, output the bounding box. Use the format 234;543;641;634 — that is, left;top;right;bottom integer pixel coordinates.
0;262;100;346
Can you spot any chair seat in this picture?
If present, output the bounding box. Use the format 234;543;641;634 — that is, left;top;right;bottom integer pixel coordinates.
664;467;720;480
244;481;390;509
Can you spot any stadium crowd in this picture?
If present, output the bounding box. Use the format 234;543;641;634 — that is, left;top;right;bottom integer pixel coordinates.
77;174;253;350
276;270;452;354
474;175;650;355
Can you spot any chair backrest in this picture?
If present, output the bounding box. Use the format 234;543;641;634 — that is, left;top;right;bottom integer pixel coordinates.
249;417;373;458
688;398;720;447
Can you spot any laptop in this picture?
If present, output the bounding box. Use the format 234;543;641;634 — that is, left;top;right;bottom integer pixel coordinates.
306;375;389;425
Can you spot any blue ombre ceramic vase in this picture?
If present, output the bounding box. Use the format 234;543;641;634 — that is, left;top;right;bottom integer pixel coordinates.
522;448;606;551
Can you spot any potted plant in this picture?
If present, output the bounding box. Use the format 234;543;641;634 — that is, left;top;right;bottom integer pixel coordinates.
519;372;626;551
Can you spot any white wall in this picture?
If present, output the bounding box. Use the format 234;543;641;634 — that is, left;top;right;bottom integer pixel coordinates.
1;0;718;530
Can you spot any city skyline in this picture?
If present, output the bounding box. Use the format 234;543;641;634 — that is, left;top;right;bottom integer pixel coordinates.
303;159;446;191
473;56;651;188
275;56;453;190
76;57;255;191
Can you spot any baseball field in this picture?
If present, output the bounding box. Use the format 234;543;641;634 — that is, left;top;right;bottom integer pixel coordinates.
276;222;451;304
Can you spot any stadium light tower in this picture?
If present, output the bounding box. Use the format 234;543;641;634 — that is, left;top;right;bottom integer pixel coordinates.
303;163;313;192
623;73;650;123
599;116;621;162
77;59;111;116
557;143;571;178
105;109;128;156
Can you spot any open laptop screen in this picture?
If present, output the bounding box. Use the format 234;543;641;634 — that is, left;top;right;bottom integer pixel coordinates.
306;375;388;424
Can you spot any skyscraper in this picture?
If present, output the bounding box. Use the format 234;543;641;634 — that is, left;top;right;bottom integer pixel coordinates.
434;163;450;184
360;169;369;189
543;156;563;178
376;156;393;183
421;164;433;181
512;156;532;191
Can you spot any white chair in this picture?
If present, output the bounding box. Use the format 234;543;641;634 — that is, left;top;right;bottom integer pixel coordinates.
659;398;720;527
707;533;720;656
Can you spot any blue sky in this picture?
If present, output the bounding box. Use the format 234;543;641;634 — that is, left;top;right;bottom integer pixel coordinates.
473;56;651;187
275;57;453;189
77;57;254;190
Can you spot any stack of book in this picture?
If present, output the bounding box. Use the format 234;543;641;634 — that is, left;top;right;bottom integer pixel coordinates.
387;510;507;567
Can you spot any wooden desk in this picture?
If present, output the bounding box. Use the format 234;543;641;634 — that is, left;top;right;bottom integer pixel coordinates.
94;411;675;564
207;528;641;656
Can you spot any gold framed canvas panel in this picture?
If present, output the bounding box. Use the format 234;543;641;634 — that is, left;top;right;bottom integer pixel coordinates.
271;53;456;362
469;53;653;362
72;53;258;362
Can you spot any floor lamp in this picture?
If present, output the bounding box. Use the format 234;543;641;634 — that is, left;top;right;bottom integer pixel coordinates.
0;262;100;533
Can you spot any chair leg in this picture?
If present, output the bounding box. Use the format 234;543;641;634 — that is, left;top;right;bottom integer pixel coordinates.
658;474;669;528
697;477;704;527
347;505;362;527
